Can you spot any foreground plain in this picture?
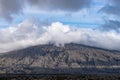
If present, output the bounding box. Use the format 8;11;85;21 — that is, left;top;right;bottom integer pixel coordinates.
0;74;120;80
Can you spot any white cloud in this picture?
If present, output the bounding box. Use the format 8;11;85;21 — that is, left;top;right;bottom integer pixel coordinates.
0;20;120;53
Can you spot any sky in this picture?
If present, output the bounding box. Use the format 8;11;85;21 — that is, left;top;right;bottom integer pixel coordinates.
0;0;120;52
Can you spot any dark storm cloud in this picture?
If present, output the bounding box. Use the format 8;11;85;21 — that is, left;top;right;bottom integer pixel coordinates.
0;0;91;20
0;0;23;21
111;0;120;6
27;0;91;11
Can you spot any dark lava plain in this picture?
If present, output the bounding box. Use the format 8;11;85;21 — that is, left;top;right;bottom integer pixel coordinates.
0;74;120;80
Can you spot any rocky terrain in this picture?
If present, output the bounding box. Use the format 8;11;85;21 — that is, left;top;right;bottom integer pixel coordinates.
0;43;120;74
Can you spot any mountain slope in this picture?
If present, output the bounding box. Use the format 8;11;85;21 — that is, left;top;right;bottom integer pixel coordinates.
0;43;120;74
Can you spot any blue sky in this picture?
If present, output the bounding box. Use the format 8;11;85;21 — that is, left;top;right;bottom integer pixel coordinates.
1;0;120;52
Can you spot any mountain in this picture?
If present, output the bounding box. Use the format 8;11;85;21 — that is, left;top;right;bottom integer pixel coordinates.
0;43;120;74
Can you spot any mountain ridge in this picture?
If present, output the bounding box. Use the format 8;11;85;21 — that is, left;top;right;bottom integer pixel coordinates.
1;43;120;55
0;43;120;74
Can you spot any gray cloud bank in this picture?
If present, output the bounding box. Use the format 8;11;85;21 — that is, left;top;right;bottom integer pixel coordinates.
101;0;120;15
0;20;120;53
0;0;23;20
102;20;120;32
100;0;120;31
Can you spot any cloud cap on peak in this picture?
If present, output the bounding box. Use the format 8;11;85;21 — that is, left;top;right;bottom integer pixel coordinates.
1;21;120;52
